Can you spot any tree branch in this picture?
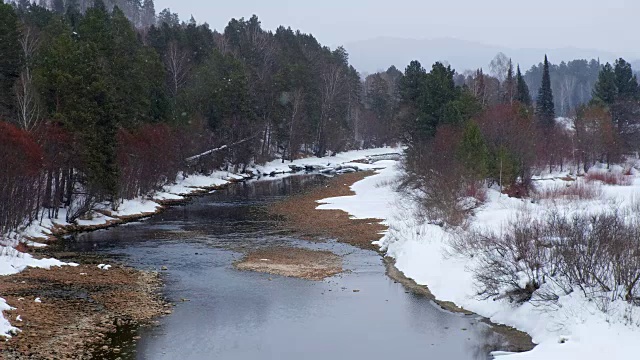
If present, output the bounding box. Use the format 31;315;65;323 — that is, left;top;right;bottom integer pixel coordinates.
185;134;259;162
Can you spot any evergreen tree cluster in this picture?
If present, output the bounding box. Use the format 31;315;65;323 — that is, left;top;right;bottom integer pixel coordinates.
592;58;640;150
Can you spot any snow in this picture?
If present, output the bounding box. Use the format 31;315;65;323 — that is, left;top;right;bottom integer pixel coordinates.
114;199;161;217
256;147;402;176
316;160;398;221
314;158;640;359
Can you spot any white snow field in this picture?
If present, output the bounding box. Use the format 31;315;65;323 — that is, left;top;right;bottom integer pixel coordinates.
317;159;640;360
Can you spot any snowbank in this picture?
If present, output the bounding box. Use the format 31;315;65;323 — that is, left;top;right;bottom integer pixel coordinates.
316;159;640;359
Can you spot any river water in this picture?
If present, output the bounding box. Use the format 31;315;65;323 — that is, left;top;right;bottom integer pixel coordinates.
64;176;512;360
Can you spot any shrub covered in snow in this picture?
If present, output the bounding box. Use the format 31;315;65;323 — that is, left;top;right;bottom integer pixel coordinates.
453;208;640;307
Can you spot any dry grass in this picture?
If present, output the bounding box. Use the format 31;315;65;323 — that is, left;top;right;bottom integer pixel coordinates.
235;247;342;280
533;183;603;201
585;171;633;186
270;172;387;251
0;264;165;359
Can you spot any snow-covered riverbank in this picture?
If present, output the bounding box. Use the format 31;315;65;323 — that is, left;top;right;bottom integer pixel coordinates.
317;159;640;360
0;147;401;338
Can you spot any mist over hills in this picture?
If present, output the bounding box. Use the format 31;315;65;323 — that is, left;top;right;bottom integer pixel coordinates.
344;37;637;75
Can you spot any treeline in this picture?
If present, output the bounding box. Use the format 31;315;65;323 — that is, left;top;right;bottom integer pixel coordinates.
363;54;640;224
0;0;388;236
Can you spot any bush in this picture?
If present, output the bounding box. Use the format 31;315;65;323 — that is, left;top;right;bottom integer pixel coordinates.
400;126;486;226
117;124;183;200
585;171;633;186
533;183;603;201
452;215;557;304
0;122;43;235
454;209;640;306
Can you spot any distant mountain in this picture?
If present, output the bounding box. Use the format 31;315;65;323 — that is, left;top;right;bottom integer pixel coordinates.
344;37;633;75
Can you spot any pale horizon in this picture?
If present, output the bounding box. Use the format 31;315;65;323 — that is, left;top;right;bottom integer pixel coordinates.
155;0;640;59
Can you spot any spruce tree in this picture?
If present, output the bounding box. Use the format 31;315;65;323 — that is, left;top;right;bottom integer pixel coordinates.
536;55;555;127
515;65;532;106
503;59;515;104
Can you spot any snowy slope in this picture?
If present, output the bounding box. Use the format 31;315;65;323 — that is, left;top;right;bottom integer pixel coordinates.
316;159;640;360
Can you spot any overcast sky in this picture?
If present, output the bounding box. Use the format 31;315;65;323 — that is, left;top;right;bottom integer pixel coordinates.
155;0;639;56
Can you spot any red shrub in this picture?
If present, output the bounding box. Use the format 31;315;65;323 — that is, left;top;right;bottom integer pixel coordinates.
465;182;488;203
585;172;633;186
0;121;44;234
117;124;184;199
0;121;42;175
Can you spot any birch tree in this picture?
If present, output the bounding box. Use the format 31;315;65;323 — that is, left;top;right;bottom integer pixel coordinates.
164;40;190;98
15;24;41;132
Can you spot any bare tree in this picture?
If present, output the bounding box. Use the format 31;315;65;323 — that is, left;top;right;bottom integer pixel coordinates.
489;52;510;83
316;62;345;156
286;88;304;161
164;41;190;98
15;25;41;132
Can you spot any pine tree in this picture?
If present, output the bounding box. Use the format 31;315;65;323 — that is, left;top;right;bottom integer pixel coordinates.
536;55;555;127
368;74;391;123
593;63;618;105
613;58;638;99
399;60;426;105
515;65;531;106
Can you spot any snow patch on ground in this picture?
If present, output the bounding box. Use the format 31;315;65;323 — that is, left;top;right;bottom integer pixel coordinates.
0;246;77;337
315;159;640;359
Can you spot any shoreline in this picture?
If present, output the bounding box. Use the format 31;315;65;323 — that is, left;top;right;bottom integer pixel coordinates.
0;253;167;359
269;170;535;353
31;179;246;244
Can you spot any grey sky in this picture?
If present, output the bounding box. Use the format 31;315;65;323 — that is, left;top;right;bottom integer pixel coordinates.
155;0;638;54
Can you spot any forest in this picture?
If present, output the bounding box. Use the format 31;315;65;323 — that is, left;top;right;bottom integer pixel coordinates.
2;0;640;245
0;0;382;236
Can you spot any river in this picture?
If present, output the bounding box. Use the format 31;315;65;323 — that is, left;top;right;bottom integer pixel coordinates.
63;175;514;360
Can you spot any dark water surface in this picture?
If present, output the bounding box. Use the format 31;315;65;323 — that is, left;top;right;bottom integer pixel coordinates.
64;176;509;360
